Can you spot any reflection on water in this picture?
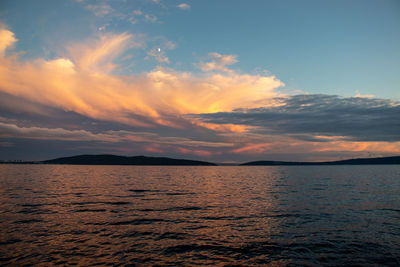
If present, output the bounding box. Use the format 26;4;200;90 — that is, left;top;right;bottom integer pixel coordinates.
0;165;399;265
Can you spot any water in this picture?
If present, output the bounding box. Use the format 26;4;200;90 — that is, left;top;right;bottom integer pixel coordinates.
0;165;399;266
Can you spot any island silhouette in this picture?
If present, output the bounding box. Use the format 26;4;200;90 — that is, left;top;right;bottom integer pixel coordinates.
41;154;217;166
2;154;399;165
241;156;400;166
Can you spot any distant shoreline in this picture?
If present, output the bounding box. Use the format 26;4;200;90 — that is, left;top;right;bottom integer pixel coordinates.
1;155;399;166
241;156;400;166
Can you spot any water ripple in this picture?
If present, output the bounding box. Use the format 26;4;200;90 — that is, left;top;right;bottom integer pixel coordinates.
0;165;399;266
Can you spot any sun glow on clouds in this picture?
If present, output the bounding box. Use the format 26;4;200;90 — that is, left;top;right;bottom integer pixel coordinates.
0;28;283;129
177;3;191;10
0;28;17;56
232;140;400;156
1;26;398;161
199;52;238;73
68;32;139;73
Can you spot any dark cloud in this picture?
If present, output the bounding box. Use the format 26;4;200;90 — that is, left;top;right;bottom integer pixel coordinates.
1;93;399;161
191;94;400;142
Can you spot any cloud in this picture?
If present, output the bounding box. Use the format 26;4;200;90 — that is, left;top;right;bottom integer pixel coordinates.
144;14;158;23
5;26;397;161
130;10;158;24
228;138;400;161
177;3;190;10
0;122;119;142
164;41;176;50
176;147;213;157
147;48;170;64
85;4;113;17
0;28;283;129
354;91;375;98
193;94;400;142
68;32;142;73
156;136;232;148
0;121;233;155
80;1;159;25
146;40;176;64
199;52;238;73
0;28;17;56
0;141;13;147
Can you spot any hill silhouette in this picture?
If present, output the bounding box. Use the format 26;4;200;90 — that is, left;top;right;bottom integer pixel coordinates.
241;156;400;166
42;154;216;166
2;155;399;166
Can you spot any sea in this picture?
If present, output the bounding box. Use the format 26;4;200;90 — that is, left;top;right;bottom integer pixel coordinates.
0;164;399;266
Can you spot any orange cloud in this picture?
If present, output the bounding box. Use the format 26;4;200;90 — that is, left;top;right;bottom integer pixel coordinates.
0;28;284;129
314;140;400;153
177;3;191;10
193;121;249;133
68;32;140;73
199;52;238;73
231;137;400;160
144;144;164;153
0;28;17;56
2;28;397;162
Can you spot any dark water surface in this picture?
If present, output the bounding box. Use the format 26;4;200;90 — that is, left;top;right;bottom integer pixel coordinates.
0;165;399;266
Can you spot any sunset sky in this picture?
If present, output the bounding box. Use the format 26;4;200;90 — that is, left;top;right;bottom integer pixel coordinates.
0;0;399;162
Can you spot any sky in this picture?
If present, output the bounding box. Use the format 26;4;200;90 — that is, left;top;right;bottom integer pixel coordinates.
0;0;399;162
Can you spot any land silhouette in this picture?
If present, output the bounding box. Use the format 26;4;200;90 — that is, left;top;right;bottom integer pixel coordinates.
1;154;400;166
241;156;400;166
41;154;216;166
